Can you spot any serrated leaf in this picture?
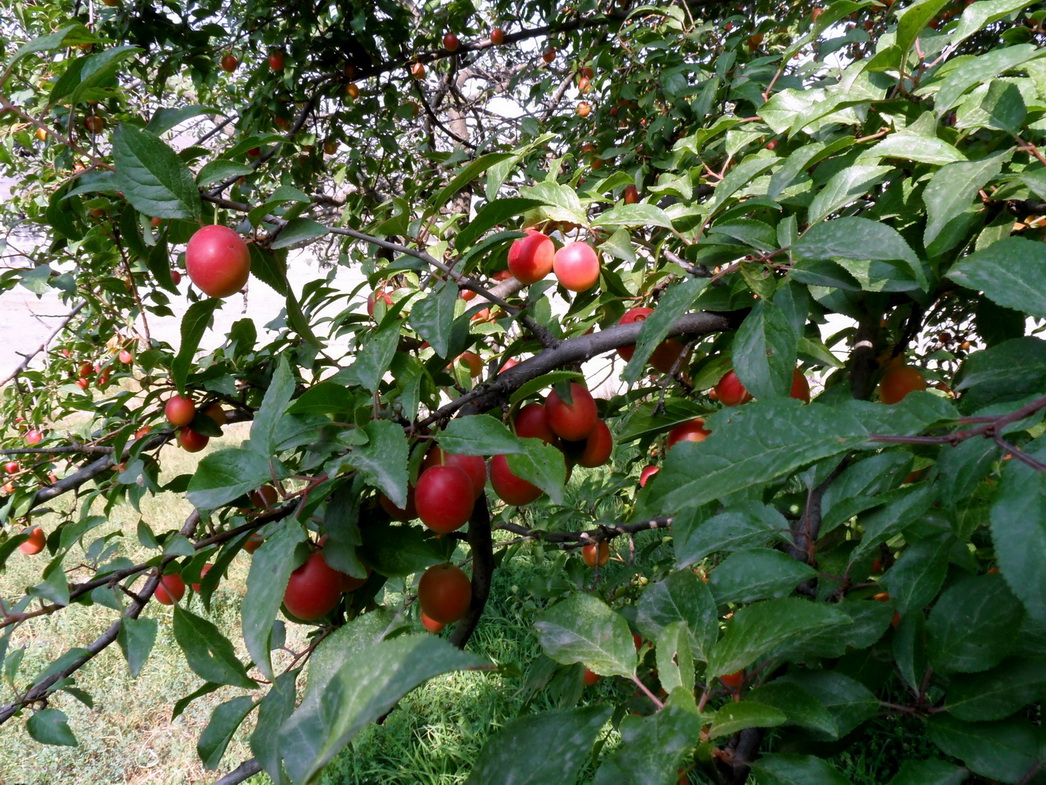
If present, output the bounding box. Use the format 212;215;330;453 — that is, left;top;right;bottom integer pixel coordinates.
776;670;878;740
279;634;488;785
518;181;586;225
407;279;457;358
172;299;220;392
881;538;950;617
198;696;255;770
186;448;273;510
595;203;675;230
464;705;612;785
708;701;787;739
455;198;544;252
251;670;298;785
924;153;1007;249
353;322;400;393
927;715;1039;783
990;444;1046;621
655;621;694;695
732;300;797;400
927;574;1024;673
117;616;157;678
174;606;256;688
271;218;328;250
349;419;409;509
935;45;1041;114
795;217;926;290
637;570;718;663
808;165;892;225
887;758;969;785
706;599;851;677
197;160;254;188
710;549;817;604
112;124;202;221
750;754;853;785
242;524;306;680
948;237;1046;320
535;594;636;677
26;708;78;747
591;703;703;785
674;502;792;567
358;520;449;577
745;681;838;737
249;356;296;456
944;658;1046;722
622;277;707;384
437;415;523;456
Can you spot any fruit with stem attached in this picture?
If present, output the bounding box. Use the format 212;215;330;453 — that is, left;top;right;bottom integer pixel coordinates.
19;526;45;555
418;563;471;624
545;383;598;441
178;427;209;453
553;242;600;292
415;465;476;534
165;394;196;427
155;573;186;605
581;540;609;567
185;225;251;298
508;229;555;284
283;551;342;621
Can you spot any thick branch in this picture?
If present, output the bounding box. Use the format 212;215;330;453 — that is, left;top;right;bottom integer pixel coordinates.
448;494;495;649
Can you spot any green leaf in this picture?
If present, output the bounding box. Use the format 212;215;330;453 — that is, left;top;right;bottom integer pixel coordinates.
923;153;1007;250
353;322;400;393
710;549;817;604
437;415;524;456
654;397;954;515
429;153;515;215
708;701;787;739
732;300;798;400
464;705;612;785
775;670;879;740
944;658;1046;722
591;702;703;785
197;159;254;188
247;185;311;227
675;502;792;567
358;520;449;577
887;759;970;785
111;124;202;221
505;440;567;505
622;277;707;384
197;696;256;770
518;181;587;225
271;218;328;250
251;671;298;785
795;217;926;290
990;445;1046;621
706;599;851;677
248;244;290;297
173;606;256;688
927;574;1024;673
927;715;1039;783
896;0;952;59
6;24;94;71
745;681;838;737
117;616;157;678
881;538;951;617
455;198;543;252
595;203;675;230
954;338;1046;410
349;420;409;509
973;80;1027;135
250;356;296;456
534;594;636;677
655;621;695;695
948;237;1046;320
750;754;853;785
636;570;718;663
935;45;1042;114
26;708;78;747
242;523;306;680
186;448;273;510
34;557;71;606
172;300;220;392
808;165;892;225
407;279;457;358
279;634;488;785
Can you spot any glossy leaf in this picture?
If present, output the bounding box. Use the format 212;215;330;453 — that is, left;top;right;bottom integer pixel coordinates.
535;594;636;677
173;606;256;688
637;569;718;663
